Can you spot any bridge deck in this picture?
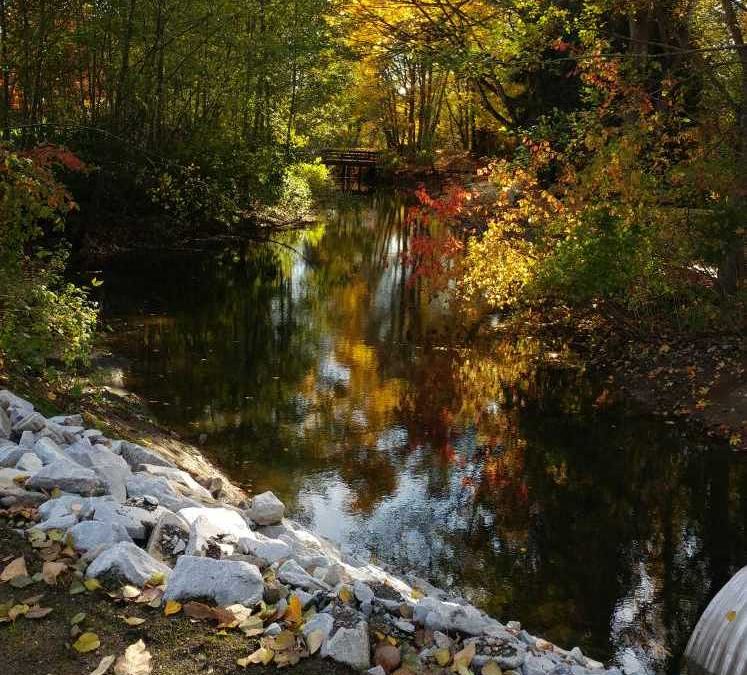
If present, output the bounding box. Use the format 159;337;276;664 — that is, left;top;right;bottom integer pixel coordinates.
320;149;381;166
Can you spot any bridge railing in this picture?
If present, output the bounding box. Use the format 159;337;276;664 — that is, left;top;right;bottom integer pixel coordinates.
319;148;381;165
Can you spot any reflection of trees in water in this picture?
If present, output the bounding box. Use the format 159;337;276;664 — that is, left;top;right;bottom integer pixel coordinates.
103;192;747;672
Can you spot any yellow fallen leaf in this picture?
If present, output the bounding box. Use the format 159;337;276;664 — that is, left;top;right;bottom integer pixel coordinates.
121;585;140;599
435;648;451;666
306;629;325;654
338;586;353;603
452;641;476;672
247;646;274;665
71;612;87;625
84;578;102;592
410;587;425;600
285;594;302;625
74;632;101;653
164;600;182;616
726;610;738;622
114;639;151;675
122;616;147;626
146;572;165;587
271;630;296;651
236;656;251;668
239;615;264;636
1;556;28;582
8;603;29;621
89;654;117;675
482;661;502;675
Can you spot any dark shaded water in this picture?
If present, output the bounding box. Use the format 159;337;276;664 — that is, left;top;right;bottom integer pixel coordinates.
96;191;747;674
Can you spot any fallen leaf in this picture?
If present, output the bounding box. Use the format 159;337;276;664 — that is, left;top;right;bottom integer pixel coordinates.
482;661;502;675
22;593;45;605
26;605;53;619
239;615;264;637
114;639;151;675
71;612;87;625
8;603;29;621
306;629;324;654
247;646;274;665
1;557;28;582
270;630;296;651
134;587;162;604
452;641;476;672
122;616;147;626
10;575;33;588
121;585;141;599
726;610;737;622
338;586;353;603
146;572;165;587
42;561;68;585
90;655;117;675
69;579;86;595
435;648;451;666
285;594;302;625
84;578;102;592
164;600;181;616
73;632;101;653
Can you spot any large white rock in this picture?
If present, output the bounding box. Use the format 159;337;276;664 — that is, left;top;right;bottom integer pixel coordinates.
413;597;499;635
32;513;79;531
0;467;31;488
301;612;334;642
321;621;371;670
179;506;250;537
26;458;101;495
126;473;200;512
238;530;291;567
86;541;171;586
245;490;285;525
138;464;212;501
0;390;34;412
66;441;131;502
93;501;168;540
38;494;114;521
69;520;133;557
186;514;242;557
164;555;264;607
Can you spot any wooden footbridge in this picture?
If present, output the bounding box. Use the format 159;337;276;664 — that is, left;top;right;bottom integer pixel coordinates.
319;148;382;190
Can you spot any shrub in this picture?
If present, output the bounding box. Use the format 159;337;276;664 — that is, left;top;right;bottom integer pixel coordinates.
0;144;98;369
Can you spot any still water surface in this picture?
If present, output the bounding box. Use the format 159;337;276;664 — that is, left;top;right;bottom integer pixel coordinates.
98;190;747;673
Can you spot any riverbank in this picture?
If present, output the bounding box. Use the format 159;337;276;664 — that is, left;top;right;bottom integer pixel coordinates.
474;303;746;452
0;386;624;675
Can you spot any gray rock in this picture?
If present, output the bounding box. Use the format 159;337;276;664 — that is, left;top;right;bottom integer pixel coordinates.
0;390;34;412
301;612;335;641
31;513;79;531
38;494;114;521
433;631;452;649
0;407;11;439
0;443;26;468
19;431;36;448
69;520;132;556
146;511;190;563
245;490;285;525
414;596;498;635
354;580;374;605
238;530;291;567
523;654;558;675
164;555;264;606
26;458;101;495
119;441;176;470
87;541;171;587
126;473;200;512
264;622;282;636
66;441;130;502
33;437;65;464
368;667;386;675
48;413;84;427
12;411;46;434
278;559;331;591
138;464;213;500
321;621;370;670
15;452;42;473
93;501;167;540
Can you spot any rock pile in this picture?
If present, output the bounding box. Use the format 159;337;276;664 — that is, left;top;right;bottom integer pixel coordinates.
0;389;623;675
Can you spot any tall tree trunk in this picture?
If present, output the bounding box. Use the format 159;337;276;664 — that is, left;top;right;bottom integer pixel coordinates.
0;0;10;138
114;0;137;128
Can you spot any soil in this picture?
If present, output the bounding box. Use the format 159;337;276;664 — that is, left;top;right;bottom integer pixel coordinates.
0;528;357;675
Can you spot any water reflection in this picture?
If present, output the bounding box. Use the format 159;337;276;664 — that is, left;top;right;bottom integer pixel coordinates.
99;191;747;673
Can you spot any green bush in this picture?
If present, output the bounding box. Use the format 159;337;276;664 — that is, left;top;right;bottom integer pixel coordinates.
0;145;98;370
